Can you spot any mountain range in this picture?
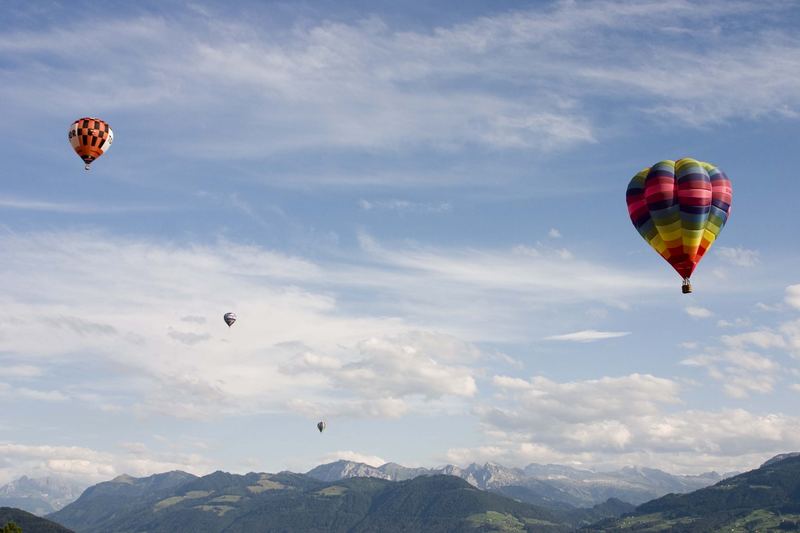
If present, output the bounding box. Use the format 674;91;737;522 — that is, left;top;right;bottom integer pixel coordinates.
306;460;727;508
48;471;589;532
1;459;727;520
0;453;795;532
0;476;86;516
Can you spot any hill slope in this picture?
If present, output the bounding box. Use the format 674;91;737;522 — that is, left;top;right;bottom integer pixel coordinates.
587;454;800;531
0;507;74;532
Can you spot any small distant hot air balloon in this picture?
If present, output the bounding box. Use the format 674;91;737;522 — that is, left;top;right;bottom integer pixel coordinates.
223;312;237;327
626;158;732;293
68;118;113;170
317;421;326;433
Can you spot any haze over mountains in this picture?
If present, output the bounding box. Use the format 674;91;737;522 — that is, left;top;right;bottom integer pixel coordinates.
305;460;727;508
0;476;86;515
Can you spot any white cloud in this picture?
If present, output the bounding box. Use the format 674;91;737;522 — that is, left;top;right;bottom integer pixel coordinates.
786;284;800;310
282;332;479;402
756;302;782;312
781;319;800;358
681;349;779;399
463;373;800;473
3;231;572;421
548;228;562;239
490;374;680;425
0;442;214;486
287;397;410;420
544;330;630;342
318;451;386;467
444;420;799;475
680;317;800;397
722;330;787;351
717;246;760;267
685;306;713;319
0;229;675;424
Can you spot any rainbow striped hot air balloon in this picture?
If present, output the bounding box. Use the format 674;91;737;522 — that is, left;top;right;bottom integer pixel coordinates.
626;158;732;293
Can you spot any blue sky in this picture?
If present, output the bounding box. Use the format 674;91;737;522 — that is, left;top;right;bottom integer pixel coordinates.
1;0;800;484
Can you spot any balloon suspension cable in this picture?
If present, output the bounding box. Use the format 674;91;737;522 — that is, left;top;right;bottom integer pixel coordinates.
681;278;693;294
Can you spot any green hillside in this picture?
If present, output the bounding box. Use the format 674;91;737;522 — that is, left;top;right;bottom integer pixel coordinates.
0;507;74;532
586;455;800;532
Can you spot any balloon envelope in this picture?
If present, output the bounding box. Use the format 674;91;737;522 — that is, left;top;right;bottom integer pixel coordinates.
317;421;326;433
626;158;732;285
223;312;237;327
69;118;113;169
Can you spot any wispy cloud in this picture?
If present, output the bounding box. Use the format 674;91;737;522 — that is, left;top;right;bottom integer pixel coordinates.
685;306;713;319
0;229;667;422
717;246;761;267
544;330;630;342
2;1;798;187
0;383;67;402
0;196;163;214
717;318;751;328
359;199;452;213
0;364;42;378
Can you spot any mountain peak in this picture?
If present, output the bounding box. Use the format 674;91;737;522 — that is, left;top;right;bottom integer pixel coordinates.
0;475;87;515
762;452;800;467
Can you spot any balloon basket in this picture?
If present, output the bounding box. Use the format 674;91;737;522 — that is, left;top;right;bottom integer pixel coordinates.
681;280;692;294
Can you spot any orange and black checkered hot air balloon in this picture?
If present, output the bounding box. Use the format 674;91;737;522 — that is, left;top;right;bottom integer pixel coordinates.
68;117;113;170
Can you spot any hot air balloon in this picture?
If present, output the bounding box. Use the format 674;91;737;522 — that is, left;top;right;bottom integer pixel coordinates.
626;158;732;293
68;118;113;170
317;421;326;433
223;312;237;327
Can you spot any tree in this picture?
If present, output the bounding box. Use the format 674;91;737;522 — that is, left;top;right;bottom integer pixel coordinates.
1;522;22;533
